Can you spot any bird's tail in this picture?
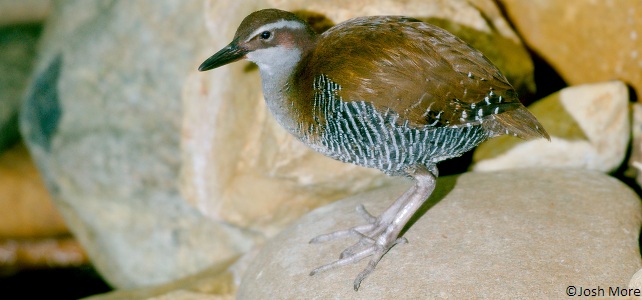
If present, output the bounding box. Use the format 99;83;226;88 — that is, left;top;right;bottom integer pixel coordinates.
485;106;550;140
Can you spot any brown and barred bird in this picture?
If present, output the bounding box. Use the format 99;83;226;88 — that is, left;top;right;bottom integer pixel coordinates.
199;9;549;290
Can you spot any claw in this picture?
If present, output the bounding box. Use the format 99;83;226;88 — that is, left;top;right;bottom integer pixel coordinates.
309;219;407;290
340;235;370;259
309;223;375;244
309;167;438;290
354;257;378;291
307;207;410;290
310;246;376;276
353;237;408;290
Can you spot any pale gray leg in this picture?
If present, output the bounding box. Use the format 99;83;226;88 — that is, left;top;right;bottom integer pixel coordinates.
309;184;417;244
309;166;438;290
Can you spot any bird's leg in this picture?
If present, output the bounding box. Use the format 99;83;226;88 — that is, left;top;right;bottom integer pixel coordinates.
309;166;437;290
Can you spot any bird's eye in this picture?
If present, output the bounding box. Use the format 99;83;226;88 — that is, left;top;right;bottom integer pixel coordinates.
259;31;272;40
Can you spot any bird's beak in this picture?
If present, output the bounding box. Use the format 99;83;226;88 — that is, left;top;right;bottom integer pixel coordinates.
198;40;248;71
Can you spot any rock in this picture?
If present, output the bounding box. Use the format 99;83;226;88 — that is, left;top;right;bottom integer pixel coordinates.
0;24;42;153
629;268;642;290
85;258;237;300
0;142;68;238
498;0;642;100
472;81;630;172
0;0;51;26
184;0;535;237
20;1;258;289
238;169;642;298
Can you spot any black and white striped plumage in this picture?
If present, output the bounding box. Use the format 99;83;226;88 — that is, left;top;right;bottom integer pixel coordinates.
306;75;489;176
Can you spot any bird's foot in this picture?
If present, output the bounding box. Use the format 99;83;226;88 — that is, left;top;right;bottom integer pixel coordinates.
309;204;407;290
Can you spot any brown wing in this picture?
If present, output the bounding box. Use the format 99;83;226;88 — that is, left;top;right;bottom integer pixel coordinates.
301;16;548;140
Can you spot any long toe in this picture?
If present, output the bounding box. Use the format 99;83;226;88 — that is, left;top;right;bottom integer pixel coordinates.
309;223;377;244
353;236;408;290
354;256;379;291
310;169;435;289
310;246;377;276
311;222;408;278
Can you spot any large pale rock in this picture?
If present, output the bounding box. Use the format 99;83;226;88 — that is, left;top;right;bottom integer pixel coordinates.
629;268;642;293
499;0;642;99
184;0;535;237
238;169;642;298
85;258;237;300
0;24;42;152
472;81;630;172
20;1;258;289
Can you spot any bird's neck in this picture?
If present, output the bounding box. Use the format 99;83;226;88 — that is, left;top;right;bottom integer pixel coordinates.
260;64;300;136
258;45;315;139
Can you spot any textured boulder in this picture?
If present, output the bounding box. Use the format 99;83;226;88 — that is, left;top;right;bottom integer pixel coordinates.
20;1;258;288
85;259;237;300
238;169;642;299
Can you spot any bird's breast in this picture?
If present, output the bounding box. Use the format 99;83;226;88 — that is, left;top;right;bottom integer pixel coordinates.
297;75;490;175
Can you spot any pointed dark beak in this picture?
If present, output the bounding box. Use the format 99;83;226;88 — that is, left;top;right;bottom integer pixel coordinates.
198;41;248;71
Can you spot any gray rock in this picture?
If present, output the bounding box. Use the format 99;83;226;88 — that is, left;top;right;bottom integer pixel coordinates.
629;268;642;291
84;258;238;300
20;1;259;289
0;24;42;152
238;169;642;299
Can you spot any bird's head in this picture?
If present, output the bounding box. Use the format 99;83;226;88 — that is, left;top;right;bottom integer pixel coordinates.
198;9;317;75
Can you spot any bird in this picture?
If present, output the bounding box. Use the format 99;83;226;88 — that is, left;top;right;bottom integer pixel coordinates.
198;8;549;291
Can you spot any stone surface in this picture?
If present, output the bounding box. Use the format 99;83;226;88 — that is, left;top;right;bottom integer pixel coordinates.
20;1;258;289
184;0;536;237
629;268;642;290
0;24;42;153
0;142;68;238
472;81;630;172
499;0;642;100
85;258;237;300
238;169;642;299
0;0;51;26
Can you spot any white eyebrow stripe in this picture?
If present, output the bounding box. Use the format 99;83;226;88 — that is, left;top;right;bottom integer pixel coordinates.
245;20;305;42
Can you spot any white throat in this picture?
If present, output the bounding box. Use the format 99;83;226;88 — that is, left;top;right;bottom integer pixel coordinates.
247;46;303;134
